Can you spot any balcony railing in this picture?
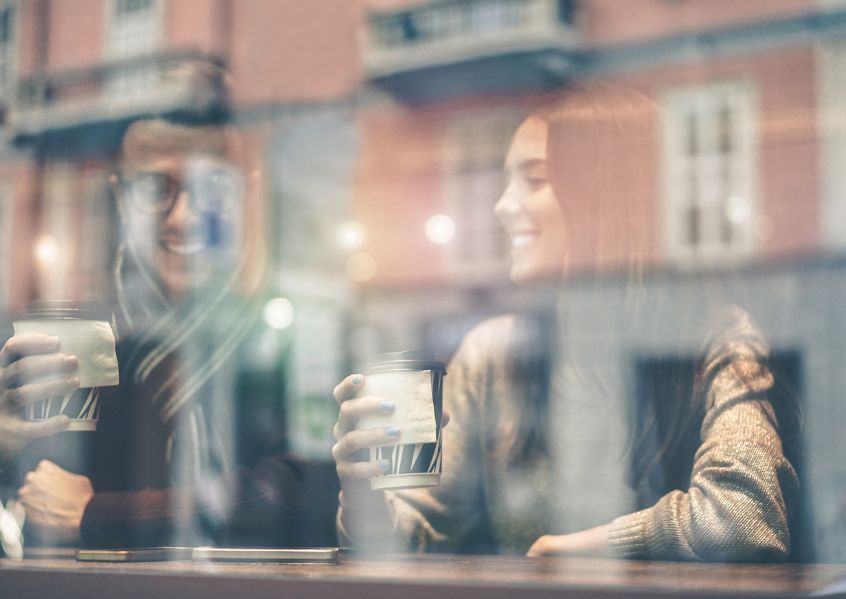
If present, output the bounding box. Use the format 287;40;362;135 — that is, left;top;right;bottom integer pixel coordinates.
10;50;228;143
364;0;579;100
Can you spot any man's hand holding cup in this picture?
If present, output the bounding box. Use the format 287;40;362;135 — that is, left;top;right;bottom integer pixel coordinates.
0;334;78;463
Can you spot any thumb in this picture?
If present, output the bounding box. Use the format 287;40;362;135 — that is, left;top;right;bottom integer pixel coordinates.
19;415;70;440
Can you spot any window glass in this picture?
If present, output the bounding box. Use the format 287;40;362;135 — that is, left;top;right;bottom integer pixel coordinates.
1;0;846;595
106;0;161;96
664;82;756;261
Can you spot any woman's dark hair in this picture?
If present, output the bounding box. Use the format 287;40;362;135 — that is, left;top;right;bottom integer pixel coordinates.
513;82;663;478
503;306;557;464
500;82;657;467
526;83;802;500
630;308;804;503
537;81;656;278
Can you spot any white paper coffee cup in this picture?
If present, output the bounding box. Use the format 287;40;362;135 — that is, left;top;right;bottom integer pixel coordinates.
13;301;119;432
356;351;446;491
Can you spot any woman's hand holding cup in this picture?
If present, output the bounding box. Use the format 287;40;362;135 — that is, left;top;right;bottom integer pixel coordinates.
0;334;79;461
332;374;399;507
332;371;450;542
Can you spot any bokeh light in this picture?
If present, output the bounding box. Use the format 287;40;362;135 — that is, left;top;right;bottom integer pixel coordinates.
425;214;455;245
347;251;378;282
34;235;59;267
336;221;366;251
263;297;295;330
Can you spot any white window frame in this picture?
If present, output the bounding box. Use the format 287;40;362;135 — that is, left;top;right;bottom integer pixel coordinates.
663;80;759;264
818;38;846;251
103;0;165;98
0;0;20;103
442;109;522;282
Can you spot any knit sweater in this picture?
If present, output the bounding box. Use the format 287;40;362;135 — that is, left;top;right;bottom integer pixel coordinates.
339;308;798;561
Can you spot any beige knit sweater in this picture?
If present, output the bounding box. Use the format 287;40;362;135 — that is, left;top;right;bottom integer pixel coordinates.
340;308;798;561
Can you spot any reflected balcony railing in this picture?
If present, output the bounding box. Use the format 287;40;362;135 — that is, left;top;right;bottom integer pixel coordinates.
10;50;227;143
364;0;580;100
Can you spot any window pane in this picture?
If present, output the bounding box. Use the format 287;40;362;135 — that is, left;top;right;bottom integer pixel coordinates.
2;1;845;594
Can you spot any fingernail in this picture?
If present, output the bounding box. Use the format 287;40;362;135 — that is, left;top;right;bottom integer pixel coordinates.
46;336;60;346
66;377;79;388
379;400;394;412
386;426;400;438
378;459;391;473
351;375;363;385
63;355;78;368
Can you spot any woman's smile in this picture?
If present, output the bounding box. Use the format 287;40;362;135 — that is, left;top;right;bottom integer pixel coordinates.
495;116;569;282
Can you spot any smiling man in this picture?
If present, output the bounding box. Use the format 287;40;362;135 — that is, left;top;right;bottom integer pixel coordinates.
117;118;248;300
9;110;337;549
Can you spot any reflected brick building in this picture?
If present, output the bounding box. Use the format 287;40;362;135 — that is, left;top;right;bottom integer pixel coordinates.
1;0;845;560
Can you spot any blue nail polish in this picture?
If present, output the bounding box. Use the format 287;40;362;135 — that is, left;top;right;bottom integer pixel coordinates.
351;374;363;385
379;459;391;473
380;400;395;412
386;426;400;437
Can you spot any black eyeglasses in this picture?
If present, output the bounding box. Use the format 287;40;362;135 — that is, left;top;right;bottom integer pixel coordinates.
119;163;243;216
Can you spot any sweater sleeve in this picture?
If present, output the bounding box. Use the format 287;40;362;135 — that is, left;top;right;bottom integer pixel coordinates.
338;317;503;552
608;311;798;562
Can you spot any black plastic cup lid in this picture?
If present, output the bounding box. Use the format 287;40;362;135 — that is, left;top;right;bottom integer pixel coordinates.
364;350;447;375
21;300;111;321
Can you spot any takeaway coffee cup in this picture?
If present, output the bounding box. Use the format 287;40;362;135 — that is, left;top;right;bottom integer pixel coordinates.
12;301;119;432
355;351;446;491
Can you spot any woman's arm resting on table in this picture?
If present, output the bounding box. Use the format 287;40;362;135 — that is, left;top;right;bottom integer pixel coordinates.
528;524;612;557
531;308;799;563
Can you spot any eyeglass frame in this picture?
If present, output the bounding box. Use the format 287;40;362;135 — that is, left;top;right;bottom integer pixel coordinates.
113;160;244;217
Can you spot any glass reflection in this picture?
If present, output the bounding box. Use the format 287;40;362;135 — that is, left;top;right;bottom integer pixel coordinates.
0;0;842;577
336;84;802;563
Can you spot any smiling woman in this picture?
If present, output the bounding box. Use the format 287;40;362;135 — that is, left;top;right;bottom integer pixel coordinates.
333;82;798;562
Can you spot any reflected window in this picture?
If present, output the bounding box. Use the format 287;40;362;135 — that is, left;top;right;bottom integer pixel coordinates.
819;39;846;249
34;164;112;303
442;111;520;279
0;2;16;101
39;163;75;299
105;0;163;97
375;0;534;48
78;170;115;302
664;82;757;261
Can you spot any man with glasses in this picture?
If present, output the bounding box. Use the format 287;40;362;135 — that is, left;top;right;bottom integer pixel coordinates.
1;113;338;549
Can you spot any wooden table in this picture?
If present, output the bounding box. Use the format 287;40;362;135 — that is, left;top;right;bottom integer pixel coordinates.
1;554;845;599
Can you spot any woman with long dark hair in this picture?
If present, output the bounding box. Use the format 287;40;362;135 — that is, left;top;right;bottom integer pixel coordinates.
332;83;798;561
